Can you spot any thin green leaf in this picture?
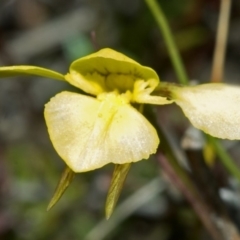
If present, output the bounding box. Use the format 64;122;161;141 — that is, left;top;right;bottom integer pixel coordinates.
0;66;65;81
144;0;188;85
105;163;131;219
209;136;240;182
47;166;75;211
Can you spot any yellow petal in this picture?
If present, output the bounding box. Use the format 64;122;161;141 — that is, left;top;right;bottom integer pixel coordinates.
65;71;105;96
173;83;240;140
66;48;160;96
44;91;159;172
0;66;65;81
133;79;173;105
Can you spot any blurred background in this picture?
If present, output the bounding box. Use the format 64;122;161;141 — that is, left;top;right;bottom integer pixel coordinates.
1;0;240;239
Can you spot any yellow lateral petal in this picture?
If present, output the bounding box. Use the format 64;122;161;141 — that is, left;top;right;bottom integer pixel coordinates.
105;163;131;219
65;71;105;96
44;91;159;172
133;79;173;105
173;83;240;140
0;66;65;81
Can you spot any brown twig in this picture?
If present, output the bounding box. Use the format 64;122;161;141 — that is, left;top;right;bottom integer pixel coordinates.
157;153;224;240
211;0;232;82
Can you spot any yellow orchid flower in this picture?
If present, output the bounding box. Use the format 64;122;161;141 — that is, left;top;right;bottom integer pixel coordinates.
0;48;173;217
0;48;173;172
1;48;240;217
53;49;174;172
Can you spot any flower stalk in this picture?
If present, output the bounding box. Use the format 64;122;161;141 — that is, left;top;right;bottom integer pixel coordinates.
145;0;188;85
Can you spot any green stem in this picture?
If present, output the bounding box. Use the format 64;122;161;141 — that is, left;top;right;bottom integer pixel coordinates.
209;137;240;182
145;0;188;85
